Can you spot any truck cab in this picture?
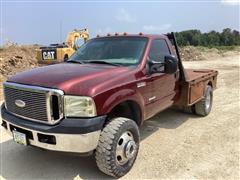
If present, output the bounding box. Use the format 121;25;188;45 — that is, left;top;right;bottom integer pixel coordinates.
1;32;218;178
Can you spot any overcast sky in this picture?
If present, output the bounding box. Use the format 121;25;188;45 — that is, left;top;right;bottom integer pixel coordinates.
0;0;239;45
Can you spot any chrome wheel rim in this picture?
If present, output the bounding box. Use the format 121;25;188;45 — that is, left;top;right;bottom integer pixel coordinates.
205;91;211;110
116;131;136;165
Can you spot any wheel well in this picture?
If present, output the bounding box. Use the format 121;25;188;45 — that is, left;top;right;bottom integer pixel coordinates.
107;101;142;126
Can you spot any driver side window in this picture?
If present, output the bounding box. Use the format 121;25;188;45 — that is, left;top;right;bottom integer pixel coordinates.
148;39;171;63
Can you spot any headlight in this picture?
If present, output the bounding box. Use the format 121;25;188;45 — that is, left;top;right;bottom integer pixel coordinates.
64;96;96;117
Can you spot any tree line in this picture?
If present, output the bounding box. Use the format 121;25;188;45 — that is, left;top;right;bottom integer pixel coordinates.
175;28;240;47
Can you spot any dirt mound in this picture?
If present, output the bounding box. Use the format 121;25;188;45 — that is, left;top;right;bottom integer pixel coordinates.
0;45;39;78
0;45;40;99
180;46;204;61
179;46;239;61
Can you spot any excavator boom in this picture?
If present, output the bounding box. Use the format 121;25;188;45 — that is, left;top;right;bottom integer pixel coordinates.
65;28;89;49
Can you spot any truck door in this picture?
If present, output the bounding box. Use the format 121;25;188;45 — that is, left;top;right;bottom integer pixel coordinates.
147;39;179;116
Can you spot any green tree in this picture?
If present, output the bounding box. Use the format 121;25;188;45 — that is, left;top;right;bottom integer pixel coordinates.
175;28;240;47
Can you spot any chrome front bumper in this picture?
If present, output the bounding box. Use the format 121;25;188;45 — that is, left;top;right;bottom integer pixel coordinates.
2;120;101;153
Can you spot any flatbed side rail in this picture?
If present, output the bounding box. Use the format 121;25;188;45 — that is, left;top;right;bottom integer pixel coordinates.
186;70;218;85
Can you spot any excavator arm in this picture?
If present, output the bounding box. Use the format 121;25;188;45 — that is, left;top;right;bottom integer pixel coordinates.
65;28;89;49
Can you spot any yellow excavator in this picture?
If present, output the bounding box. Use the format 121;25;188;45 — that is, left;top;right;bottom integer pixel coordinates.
36;29;89;64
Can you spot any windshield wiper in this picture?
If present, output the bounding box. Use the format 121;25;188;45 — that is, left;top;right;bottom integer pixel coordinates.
83;60;121;66
66;60;83;64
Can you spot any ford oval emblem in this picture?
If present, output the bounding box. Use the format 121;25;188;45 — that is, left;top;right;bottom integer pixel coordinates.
15;99;26;108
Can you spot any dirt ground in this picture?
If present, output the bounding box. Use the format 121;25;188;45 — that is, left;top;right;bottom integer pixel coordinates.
0;54;239;179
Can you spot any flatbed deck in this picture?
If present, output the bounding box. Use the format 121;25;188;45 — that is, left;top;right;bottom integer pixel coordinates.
185;69;218;85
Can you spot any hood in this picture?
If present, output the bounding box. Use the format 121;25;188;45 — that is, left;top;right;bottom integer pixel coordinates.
8;63;134;96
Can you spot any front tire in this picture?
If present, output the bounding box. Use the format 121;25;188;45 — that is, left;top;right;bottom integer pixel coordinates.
95;117;140;178
195;85;213;116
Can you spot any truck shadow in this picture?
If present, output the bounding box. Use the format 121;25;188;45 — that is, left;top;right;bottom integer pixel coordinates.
140;109;198;141
1;109;197;180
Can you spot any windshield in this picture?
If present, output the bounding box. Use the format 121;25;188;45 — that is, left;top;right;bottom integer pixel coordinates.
68;37;148;66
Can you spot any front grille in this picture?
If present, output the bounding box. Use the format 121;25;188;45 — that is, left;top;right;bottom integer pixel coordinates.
3;82;64;124
4;87;48;121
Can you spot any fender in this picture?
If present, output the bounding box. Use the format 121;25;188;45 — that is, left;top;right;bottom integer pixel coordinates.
94;88;145;122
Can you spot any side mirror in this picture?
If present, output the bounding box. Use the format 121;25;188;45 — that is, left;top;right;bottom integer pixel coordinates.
147;59;164;74
164;55;178;74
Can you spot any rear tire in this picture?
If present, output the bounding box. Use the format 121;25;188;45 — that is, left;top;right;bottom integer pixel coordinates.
95;117;140;178
195;85;213;116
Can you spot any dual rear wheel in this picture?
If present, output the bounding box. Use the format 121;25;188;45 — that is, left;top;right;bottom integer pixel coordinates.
194;85;213;116
183;85;213;116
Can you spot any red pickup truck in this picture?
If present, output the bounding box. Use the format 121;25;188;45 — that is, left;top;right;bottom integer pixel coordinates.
1;32;218;177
